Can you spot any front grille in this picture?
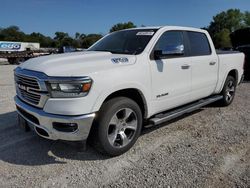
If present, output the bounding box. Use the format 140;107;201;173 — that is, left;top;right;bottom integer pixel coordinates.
15;74;41;106
15;74;40;89
19;89;41;105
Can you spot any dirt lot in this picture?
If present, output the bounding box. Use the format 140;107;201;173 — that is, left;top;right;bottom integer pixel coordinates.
0;65;249;188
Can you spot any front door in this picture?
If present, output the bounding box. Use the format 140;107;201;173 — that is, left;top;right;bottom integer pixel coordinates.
149;31;192;114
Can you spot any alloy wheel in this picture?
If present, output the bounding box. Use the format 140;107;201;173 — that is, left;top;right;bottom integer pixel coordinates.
107;108;138;148
225;80;235;103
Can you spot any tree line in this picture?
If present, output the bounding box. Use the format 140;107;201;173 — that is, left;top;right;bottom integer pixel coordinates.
203;9;250;49
0;22;136;49
0;9;249;49
0;26;104;49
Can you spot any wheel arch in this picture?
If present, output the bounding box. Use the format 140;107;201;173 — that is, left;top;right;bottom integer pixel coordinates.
92;88;149;119
227;69;238;81
219;69;239;93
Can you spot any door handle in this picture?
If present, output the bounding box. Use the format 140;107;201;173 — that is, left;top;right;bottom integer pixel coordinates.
209;61;216;65
181;64;190;69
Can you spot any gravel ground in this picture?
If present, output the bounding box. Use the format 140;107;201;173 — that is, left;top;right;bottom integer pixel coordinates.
0;65;249;188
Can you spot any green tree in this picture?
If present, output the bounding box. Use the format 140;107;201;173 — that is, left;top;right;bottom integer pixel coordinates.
205;9;250;48
0;26;57;47
54;32;69;41
0;28;4;40
74;32;86;48
54;32;74;47
81;34;102;48
79;33;86;40
0;26;26;41
245;11;250;25
206;9;243;37
109;21;136;33
214;29;232;48
75;32;80;40
26;32;54;47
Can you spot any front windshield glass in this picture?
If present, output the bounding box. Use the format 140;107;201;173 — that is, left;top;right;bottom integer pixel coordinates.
88;29;158;55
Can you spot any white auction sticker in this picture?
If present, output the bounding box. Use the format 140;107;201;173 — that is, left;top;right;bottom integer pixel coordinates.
136;32;155;36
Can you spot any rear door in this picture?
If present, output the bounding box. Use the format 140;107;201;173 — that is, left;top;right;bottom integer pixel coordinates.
149;30;192;113
185;31;218;100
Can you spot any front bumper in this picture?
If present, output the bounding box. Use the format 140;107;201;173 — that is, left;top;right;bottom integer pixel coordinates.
15;96;95;141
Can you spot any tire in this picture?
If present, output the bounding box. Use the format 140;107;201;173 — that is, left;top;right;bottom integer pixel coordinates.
89;97;142;156
219;75;237;106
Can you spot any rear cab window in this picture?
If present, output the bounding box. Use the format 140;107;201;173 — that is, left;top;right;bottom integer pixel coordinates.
186;31;211;56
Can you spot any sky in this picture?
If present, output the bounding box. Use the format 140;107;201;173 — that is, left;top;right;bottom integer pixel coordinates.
1;0;249;37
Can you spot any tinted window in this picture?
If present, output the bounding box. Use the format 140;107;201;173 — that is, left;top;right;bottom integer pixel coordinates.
88;29;158;55
187;32;211;56
154;31;184;55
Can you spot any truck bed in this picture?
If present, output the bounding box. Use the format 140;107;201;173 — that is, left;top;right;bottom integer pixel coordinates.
216;50;241;55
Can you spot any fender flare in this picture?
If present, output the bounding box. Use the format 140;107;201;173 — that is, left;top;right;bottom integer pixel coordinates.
91;84;150;118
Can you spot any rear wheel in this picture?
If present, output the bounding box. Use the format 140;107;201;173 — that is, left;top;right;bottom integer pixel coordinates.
90;97;142;156
219;75;236;106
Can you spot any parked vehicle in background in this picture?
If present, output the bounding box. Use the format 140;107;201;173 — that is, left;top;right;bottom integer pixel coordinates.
58;46;85;53
0;41;50;64
0;41;40;52
230;28;250;48
231;28;250;80
14;26;244;156
58;46;77;53
236;46;250;80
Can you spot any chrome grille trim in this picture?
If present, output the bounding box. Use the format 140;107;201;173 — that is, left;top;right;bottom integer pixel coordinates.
14;68;49;108
15;74;40;89
15;75;40;91
19;90;41;103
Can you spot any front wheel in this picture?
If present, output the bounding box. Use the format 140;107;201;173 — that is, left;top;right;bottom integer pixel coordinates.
90;97;142;156
219;75;237;106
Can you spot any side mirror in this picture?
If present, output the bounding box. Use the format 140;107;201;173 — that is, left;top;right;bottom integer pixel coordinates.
154;44;184;59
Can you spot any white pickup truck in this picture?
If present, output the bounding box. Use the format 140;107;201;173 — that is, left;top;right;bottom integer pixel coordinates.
14;26;244;156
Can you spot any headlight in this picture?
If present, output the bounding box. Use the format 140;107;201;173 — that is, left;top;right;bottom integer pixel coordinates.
46;78;92;98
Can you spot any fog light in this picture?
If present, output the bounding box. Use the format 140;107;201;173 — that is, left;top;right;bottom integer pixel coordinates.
52;122;78;132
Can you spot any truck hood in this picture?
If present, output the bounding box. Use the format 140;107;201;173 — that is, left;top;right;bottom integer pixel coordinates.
19;51;136;76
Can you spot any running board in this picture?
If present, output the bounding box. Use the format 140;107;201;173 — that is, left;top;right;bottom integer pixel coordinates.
148;95;223;126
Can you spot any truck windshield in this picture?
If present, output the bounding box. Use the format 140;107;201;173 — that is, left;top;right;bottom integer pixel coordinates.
88;29;158;55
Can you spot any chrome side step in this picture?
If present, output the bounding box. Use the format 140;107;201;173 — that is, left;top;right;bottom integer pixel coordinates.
148;95;223;126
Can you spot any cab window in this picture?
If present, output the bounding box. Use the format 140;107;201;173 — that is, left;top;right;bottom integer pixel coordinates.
186;31;211;56
154;31;185;56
